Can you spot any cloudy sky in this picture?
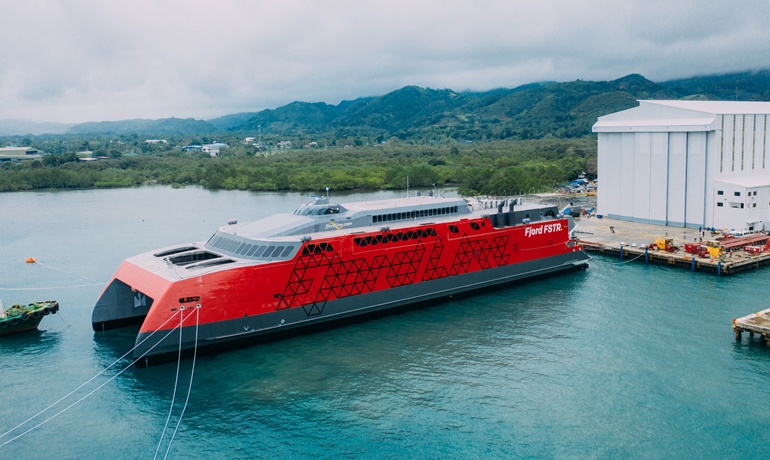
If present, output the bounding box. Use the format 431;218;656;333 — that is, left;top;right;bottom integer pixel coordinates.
2;0;769;124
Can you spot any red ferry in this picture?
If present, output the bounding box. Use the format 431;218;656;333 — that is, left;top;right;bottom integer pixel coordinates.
92;194;589;367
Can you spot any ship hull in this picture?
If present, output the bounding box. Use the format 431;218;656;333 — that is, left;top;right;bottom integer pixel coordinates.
132;250;589;367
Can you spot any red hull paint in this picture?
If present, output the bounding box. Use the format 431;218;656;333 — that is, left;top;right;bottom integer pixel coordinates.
118;216;581;335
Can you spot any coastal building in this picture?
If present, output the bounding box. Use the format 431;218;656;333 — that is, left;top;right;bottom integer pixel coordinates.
0;146;42;162
202;142;228;157
593;100;770;231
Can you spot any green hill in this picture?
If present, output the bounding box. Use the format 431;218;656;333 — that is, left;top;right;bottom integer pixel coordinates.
67;117;216;135
20;69;768;141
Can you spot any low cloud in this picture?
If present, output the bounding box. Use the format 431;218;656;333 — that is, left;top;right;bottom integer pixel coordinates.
2;0;769;123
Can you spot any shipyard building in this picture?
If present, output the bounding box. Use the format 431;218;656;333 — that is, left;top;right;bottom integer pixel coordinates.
593;100;770;231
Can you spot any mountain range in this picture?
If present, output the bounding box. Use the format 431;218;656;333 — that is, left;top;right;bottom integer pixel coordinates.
3;69;770;139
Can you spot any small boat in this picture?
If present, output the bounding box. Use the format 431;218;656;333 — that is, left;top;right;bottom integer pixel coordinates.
0;300;59;336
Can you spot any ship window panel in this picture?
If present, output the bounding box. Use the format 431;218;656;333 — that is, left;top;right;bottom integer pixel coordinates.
262;245;276;257
717;202;724;207
717;190;724;195
270;246;285;257
246;244;259;256
375;235;384;243
235;243;248;254
223;240;236;252
281;246;294;257
254;246;267;257
735;192;741;196
430;229;437;236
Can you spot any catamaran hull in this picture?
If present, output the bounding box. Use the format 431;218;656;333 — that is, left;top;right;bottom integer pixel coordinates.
132;250;589;367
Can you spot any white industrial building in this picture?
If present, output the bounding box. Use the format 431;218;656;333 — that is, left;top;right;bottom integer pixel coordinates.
593;100;770;231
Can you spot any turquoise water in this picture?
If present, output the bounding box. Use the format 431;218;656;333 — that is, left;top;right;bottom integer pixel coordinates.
1;187;769;458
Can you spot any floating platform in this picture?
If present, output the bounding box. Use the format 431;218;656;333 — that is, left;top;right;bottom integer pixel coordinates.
733;308;770;346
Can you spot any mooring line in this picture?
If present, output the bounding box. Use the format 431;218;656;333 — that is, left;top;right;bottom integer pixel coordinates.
613;252;647;264
0;321;187;448
0;309;186;445
154;310;186;460
34;261;101;284
0;314;194;448
164;306;200;460
0;282;104;291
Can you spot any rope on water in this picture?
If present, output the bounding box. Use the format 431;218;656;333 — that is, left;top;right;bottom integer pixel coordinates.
0;282;104;291
164;306;200;460
612;252;647;264
34;261;101;284
154;311;186;460
0;322;185;448
56;310;72;327
0;309;186;447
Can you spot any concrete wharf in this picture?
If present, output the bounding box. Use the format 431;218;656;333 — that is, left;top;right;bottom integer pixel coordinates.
733;308;770;346
531;193;770;276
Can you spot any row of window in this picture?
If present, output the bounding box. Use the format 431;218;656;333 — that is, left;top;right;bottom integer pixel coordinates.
208;235;295;259
717;190;759;197
296;206;342;216
372;206;459;224
301;242;335;255
354;228;437;247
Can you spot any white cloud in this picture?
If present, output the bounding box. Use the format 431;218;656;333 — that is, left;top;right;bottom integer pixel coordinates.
1;0;769;123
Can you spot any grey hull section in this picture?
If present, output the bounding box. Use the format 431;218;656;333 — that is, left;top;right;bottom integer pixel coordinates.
92;279;153;331
133;251;590;366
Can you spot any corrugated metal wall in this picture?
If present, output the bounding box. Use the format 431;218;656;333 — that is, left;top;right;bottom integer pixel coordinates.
599;131;710;228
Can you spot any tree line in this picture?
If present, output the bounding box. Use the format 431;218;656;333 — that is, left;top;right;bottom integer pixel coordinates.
0;137;596;195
